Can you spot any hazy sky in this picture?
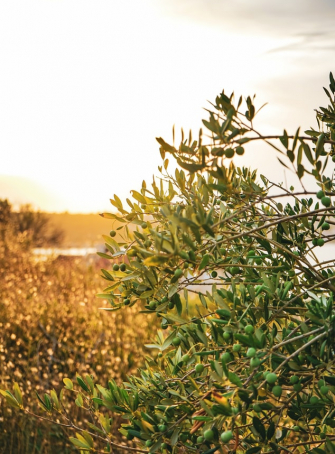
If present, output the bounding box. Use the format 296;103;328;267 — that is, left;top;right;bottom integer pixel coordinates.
0;0;334;212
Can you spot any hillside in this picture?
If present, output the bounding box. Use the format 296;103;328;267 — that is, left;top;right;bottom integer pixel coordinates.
47;212;121;247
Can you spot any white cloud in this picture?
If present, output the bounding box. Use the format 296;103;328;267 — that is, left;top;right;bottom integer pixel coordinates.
154;0;335;38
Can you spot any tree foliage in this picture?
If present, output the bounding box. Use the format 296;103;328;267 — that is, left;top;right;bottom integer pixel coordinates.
2;73;335;454
0;200;64;249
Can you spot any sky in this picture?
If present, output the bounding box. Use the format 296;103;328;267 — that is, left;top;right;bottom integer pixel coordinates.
0;0;334;213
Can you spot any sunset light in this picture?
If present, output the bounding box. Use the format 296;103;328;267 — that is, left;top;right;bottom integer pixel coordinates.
1;0;334;212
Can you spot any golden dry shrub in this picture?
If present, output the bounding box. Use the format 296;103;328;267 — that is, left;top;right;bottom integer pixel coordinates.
0;241;156;454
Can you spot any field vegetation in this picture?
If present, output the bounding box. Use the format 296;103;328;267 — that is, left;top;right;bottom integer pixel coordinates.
0;219;156;453
46;212;123;248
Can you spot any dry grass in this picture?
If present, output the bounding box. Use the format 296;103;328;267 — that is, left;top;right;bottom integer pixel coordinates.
0;238;157;453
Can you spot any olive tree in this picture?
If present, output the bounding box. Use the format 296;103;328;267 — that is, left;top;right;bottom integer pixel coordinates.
2;73;335;454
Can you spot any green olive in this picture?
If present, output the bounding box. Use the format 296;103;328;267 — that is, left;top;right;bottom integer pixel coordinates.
225;148;235;159
195;364;205;374
250;357;261;367
244;325;255;335
293;383;302;392
318;379;325;388
203;429;214;441
320;385;329;395
149;301;157;310
220;430;233;443
246;347;256;358
221;352;232;363
321;196;331;207
230;266;241;275
172;337;181;346
266;373;278;384
272;385;282;398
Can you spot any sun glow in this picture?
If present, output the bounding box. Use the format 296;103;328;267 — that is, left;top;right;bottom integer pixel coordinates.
0;0;334;212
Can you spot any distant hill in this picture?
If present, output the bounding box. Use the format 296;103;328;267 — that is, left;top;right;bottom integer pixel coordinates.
47;212;122;247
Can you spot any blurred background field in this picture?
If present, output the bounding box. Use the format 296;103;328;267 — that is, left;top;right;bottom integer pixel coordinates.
0;201;156;454
45;212;118;248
